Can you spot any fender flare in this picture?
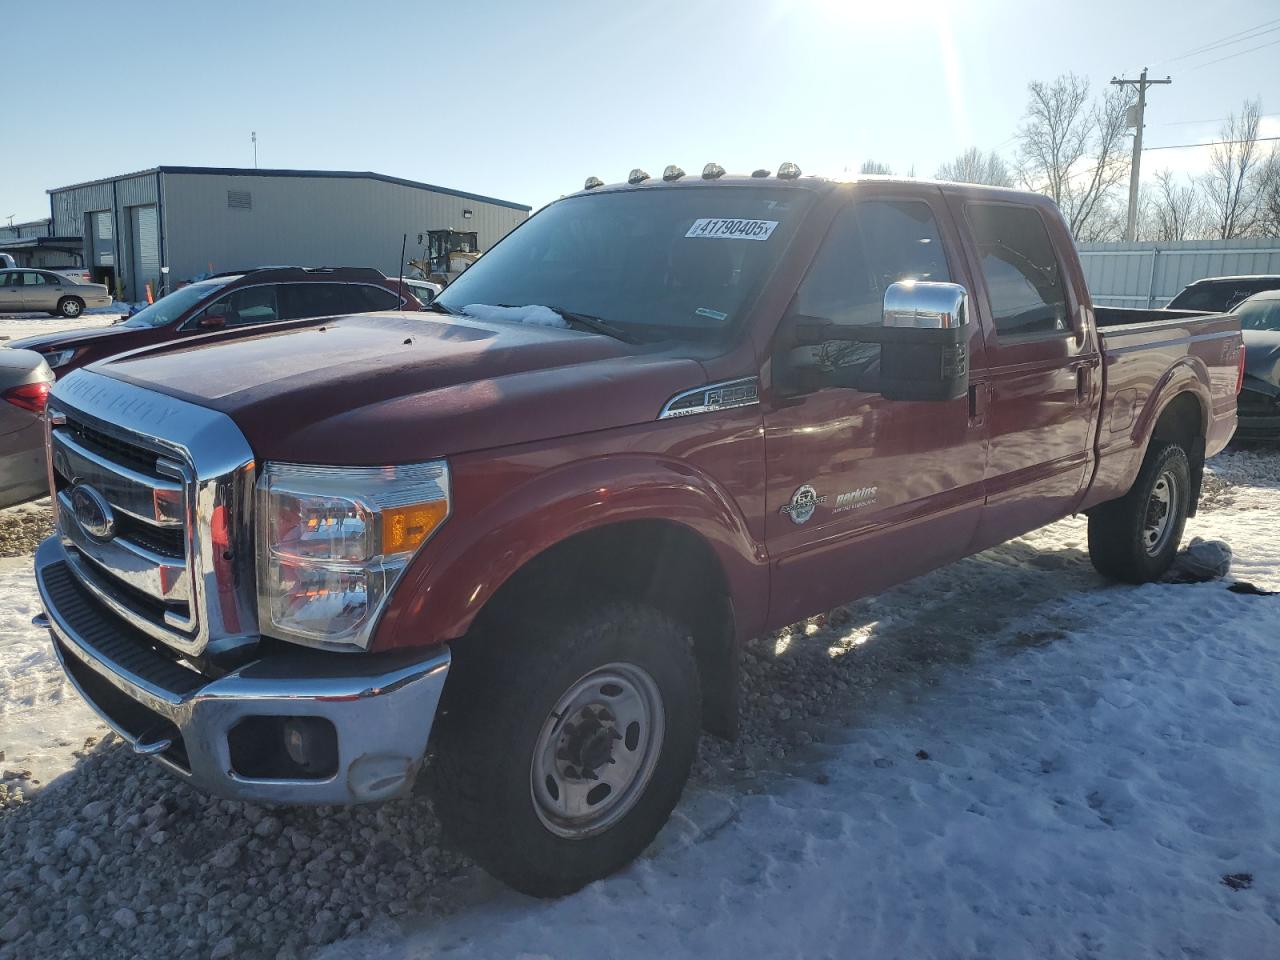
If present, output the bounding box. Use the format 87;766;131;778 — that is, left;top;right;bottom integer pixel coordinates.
1128;355;1211;454
371;454;768;651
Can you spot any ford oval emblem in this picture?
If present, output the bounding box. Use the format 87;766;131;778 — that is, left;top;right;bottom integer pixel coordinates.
71;484;115;542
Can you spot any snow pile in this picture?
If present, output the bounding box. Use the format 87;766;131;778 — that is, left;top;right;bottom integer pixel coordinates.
462;303;568;328
0;558;105;789
0;313;121;343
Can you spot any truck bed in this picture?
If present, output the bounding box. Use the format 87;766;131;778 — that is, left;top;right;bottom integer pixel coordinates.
1086;305;1241;509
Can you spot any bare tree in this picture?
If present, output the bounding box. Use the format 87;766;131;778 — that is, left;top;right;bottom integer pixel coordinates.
1200;99;1266;239
1016;73;1132;238
936;147;1014;186
859;160;894;175
1142;169;1205;241
1257;145;1280;237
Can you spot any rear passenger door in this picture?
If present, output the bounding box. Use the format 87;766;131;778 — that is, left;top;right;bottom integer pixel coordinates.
279;283;402;321
948;196;1101;549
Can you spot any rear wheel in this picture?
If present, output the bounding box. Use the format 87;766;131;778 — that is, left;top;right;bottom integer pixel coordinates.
1088;442;1191;583
57;297;84;318
432;600;700;897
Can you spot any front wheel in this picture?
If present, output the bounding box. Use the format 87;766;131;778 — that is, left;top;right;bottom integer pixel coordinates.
57;297;84;318
1088;442;1191;583
432;600;701;897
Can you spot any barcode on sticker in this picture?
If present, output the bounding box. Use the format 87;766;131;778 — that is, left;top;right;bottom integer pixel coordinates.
685;218;779;241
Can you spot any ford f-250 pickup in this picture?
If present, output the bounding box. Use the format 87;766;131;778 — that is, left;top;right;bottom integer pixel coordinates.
32;166;1242;897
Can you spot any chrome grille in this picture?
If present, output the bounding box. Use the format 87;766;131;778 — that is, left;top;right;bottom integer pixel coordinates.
46;370;260;658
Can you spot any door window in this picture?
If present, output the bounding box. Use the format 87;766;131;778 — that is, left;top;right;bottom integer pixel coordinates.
279;283;353;320
198;286;279;327
791;199;952;376
966;203;1068;337
20;272;51;286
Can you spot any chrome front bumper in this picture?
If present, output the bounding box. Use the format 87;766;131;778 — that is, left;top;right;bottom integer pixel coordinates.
35;537;450;804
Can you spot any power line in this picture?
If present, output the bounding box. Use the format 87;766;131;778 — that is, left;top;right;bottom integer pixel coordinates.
1165;21;1280;64
1162;112;1280;126
1182;36;1280;73
1154;16;1280;65
1144;135;1280;152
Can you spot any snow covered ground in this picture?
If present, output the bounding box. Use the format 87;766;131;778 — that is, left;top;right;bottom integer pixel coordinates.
0;308;125;344
0;449;1277;958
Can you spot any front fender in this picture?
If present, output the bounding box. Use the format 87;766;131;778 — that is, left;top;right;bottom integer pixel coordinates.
371;454;768;651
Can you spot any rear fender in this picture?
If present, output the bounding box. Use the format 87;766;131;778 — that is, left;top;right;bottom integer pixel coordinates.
371;455;768;651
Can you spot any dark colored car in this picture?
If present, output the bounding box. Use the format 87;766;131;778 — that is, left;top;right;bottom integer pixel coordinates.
6;266;419;376
0;349;54;508
1232;289;1280;440
1167;275;1280;313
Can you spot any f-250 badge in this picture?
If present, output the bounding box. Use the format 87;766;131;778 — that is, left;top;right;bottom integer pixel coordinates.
780;484;826;525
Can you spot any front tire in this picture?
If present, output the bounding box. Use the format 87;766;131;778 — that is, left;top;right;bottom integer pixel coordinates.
433;600;701;897
57;297;84;318
1088;442;1191;583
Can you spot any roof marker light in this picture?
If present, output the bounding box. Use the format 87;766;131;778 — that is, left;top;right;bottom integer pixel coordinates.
663;165;686;182
750;168;771;178
702;163;725;180
628;169;651;185
777;161;802;180
583;176;604;190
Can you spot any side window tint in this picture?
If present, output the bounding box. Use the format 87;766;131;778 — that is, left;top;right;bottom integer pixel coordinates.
281;283;350;320
347;285;400;312
224;286;279;326
792;199;951;373
967;203;1068;337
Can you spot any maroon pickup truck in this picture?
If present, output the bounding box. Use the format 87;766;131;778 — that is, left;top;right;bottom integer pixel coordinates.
33;169;1241;897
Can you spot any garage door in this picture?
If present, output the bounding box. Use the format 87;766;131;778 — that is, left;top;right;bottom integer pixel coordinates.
130;205;160;301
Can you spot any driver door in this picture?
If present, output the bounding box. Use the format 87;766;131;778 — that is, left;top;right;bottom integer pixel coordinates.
763;185;989;626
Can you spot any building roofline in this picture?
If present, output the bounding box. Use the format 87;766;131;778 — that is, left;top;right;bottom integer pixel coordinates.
46;166;531;212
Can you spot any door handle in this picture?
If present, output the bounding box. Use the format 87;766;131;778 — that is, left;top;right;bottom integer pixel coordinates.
968;382;988;428
1076;367;1088;403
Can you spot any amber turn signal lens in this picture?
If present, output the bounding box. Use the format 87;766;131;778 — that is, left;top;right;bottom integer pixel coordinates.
381;501;449;555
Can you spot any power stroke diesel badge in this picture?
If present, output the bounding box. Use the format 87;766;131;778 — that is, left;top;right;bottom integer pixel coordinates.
780;484;826;525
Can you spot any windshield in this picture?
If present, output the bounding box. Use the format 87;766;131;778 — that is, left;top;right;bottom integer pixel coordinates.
1235;297;1280;332
119;279;233;328
434;187;815;342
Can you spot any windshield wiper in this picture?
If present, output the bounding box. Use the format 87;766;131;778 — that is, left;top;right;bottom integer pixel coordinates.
542;305;642;344
423;300;459;316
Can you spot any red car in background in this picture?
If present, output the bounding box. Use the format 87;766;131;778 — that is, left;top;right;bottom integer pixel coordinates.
5;266;420;376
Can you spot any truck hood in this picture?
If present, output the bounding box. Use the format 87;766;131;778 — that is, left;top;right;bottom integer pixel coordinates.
1243;330;1280;387
93;313;709;462
8;322;138;353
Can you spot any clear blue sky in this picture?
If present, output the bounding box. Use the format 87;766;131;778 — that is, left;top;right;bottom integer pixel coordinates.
5;0;1279;224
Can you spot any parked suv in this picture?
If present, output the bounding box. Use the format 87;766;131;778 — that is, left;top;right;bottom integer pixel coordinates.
1167;275;1280;312
6;266;420;375
0;268;112;318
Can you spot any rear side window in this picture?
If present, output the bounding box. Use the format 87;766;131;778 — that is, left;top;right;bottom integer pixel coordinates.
967;203;1068;337
345;285;401;312
280;283;353;320
791;199;951;374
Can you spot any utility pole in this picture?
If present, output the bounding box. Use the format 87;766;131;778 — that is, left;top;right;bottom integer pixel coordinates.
1111;67;1171;241
251;131;258;169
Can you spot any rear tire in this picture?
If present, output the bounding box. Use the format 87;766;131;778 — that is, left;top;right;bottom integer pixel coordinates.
1088;442;1191;584
432;600;701;897
57;297;84;318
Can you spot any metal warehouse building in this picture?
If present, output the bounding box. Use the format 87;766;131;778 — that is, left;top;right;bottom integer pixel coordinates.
48;167;531;301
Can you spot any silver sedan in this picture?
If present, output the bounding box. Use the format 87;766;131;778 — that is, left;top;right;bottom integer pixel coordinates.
0;268;112;318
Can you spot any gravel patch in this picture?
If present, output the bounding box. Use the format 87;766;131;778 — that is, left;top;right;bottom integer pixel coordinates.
0;504;52;559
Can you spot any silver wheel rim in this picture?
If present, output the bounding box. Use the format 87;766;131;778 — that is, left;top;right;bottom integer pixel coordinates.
1143;469;1179;556
64;300;80;316
530;662;665;839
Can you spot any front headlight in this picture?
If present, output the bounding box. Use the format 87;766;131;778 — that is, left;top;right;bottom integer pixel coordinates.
42;349;75;369
256;460;450;650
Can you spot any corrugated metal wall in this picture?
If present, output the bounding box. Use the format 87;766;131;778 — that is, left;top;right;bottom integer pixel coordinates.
1079;238;1280;307
161;172;528;282
0;219;51;241
49;172;163;299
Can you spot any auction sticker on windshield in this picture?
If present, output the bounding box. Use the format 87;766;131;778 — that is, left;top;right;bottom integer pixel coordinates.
685;218;779;241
